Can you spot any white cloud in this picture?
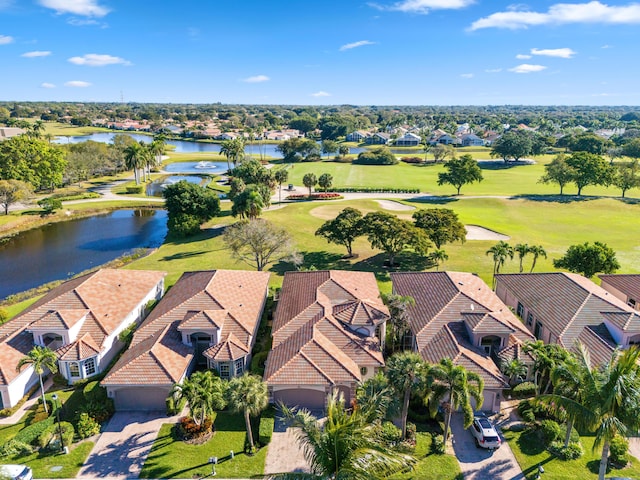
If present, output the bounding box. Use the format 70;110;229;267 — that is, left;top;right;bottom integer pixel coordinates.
68;53;131;66
370;0;475;14
39;0;109;17
339;40;376;51
531;47;576;58
516;54;532;59
22;51;52;58
311;91;331;97
67;18;100;26
470;1;640;30
601;44;612;48
40;82;56;88
509;64;548;73
242;75;270;83
460;73;474;78
65;80;91;87
0;35;14;45
485;68;502;73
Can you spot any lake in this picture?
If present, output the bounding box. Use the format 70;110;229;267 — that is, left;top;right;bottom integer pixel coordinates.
0;209;167;300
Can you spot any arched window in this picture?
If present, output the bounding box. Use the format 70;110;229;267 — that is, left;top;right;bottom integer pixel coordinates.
84;357;97;376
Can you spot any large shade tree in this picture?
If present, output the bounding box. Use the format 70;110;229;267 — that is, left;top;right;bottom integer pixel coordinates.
0;179;33;215
163;180;221;237
16;346;58;413
412;208;466;249
315;207;364;257
437;154;483;195
553;241;620;278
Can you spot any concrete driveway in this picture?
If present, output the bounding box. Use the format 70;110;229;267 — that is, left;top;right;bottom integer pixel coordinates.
78;411;178;479
264;412;311;475
450;413;524;480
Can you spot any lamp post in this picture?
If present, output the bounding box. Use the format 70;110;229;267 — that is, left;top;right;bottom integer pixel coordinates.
51;394;66;454
208;457;217;476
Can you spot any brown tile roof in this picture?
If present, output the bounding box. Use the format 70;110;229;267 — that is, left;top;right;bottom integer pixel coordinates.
0;269;165;386
204;333;249;361
56;333;101;361
104;270;269;387
599;274;640;303
497;336;535;367
575;325;616;366
391;271;530;390
495;273;638;356
266;271;386;389
29;309;90;330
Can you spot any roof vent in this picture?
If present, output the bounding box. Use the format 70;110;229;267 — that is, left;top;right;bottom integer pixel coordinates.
458;282;464;286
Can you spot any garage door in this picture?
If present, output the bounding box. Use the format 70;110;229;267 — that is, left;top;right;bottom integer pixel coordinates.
114;387;170;411
273;388;326;410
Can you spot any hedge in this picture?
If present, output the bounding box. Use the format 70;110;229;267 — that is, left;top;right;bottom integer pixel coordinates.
14;416;55;445
328;187;420;194
126;186;144;194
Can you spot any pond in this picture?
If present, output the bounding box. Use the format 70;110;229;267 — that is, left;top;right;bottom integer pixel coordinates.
53;133;368;157
163;161;229;174
0;209;167;300
146;175;211;197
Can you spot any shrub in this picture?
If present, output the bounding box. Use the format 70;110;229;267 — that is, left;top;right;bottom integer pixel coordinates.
258;408;275;446
38;197;63;215
539;419;562;444
510;381;536;398
179;416;213;440
354;147;398;165
166;395;187;416
0;439;33;457
286;193;343;201
250;351;269;376
126;185;144;194
78;399;114;424
376;421;403;446
14;416;54;445
38;421;74;449
548;441;583;460
32;401;52;423
431;432;445;454
406;422;417;442
76;413;101;439
0;307;8;323
401;156;424;164
609;434;629;465
327;187;420;194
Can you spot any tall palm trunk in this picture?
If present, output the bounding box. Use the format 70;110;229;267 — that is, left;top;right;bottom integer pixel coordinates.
599;440;610;480
564;418;574;447
245;409;255;450
39;374;48;413
444;402;453;445
401;387;410;439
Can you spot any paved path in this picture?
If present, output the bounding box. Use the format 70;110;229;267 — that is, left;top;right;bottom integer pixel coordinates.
78;411;180;479
629;437;640;462
0;377;53;425
264;413;311;475
450;413;524;480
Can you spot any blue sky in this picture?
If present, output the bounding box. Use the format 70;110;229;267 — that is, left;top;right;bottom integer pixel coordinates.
1;0;640;105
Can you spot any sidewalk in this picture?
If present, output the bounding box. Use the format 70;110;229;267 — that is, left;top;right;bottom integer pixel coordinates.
0;376;53;425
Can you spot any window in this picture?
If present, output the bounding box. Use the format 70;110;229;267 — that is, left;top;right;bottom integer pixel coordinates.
360;366;368;377
534;321;543;339
219;363;230;379
628;298;637;308
69;362;80;378
526;312;534;327
516;302;524;319
84;357;96;376
234;359;244;376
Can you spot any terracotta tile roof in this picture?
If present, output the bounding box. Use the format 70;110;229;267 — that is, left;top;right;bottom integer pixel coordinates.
495;273;638;354
391;271;529;390
599;274;640;303
575;325;616;366
0;269;165;386
266;271;387;389
104;270;269;387
497;337;535;366
56;333;101;361
204;333;249;361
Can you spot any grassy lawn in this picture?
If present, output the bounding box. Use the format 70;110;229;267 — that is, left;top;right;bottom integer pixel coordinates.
389;431;462;480
43;122;111;137
504;428;640;480
140;412;267;479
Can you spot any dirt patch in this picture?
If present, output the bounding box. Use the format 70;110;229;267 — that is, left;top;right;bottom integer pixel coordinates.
465;225;510;241
375;200;416;211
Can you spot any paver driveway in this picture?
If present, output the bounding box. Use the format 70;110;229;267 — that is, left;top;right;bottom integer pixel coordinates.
78;411;178;479
264;411;311;475
450;413;524;480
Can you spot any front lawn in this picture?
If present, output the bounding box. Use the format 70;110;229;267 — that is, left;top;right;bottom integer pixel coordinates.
140;412;267;479
504;427;640;480
389;430;462;480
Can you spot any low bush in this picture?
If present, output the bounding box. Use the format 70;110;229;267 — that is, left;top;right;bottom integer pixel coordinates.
126;185;144;194
76;413;101;439
539;419;562;444
38;421;74;449
376;421;403;446
179;416;213;440
510;381;536;398
609;434;629;465
250;351;269;376
286;193;343;200
14;416;54;445
258;407;275;446
0;439;33;457
400;156;424;164
548;441;583;460
166;395;187;416
431;432;445;454
353;147;398;165
328;187;420;194
0;307;8;323
407;406;430;423
38;198;63;215
406;422;417;442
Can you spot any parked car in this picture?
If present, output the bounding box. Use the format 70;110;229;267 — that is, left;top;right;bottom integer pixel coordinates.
0;465;33;480
470;413;501;450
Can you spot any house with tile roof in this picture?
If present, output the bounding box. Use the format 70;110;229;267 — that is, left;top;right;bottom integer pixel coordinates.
395;132;422;147
390;271;535;412
0;269;165;410
264;271;389;409
496;272;640;365
599;274;640;311
102;270;270;411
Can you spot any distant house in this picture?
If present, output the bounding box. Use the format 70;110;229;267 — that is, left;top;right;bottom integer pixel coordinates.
102;270;270;411
460;134;485;147
391;271;535;412
365;132;391;145
496;272;640;365
217;132;239;140
599;274;640;310
346;131;369;142
264;271;388;409
395;132;422;147
431;133;457;145
0;269;165;410
0;127;24;140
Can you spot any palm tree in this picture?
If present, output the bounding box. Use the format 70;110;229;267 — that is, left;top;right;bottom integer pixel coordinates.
382;294;415;354
425;358;484;445
430;249;448;271
16;345;58;413
220;139;235;171
528;245;547;273
486;241;514;288
124;143;144;185
274;168;289;204
514;243;530;273
170;370;226;426
501;358;527;387
386;352;426;439
226;374;268;452
221;137;245;168
539;345;640;480
523;340;573;394
150;134;166;168
275;391;415;480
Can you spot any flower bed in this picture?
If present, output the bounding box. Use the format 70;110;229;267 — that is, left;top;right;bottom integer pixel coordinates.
287;193;343;200
329;187;420;194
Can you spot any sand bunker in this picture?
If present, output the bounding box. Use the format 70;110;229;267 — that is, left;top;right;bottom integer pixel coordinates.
375;200;416;211
465;225;510;241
